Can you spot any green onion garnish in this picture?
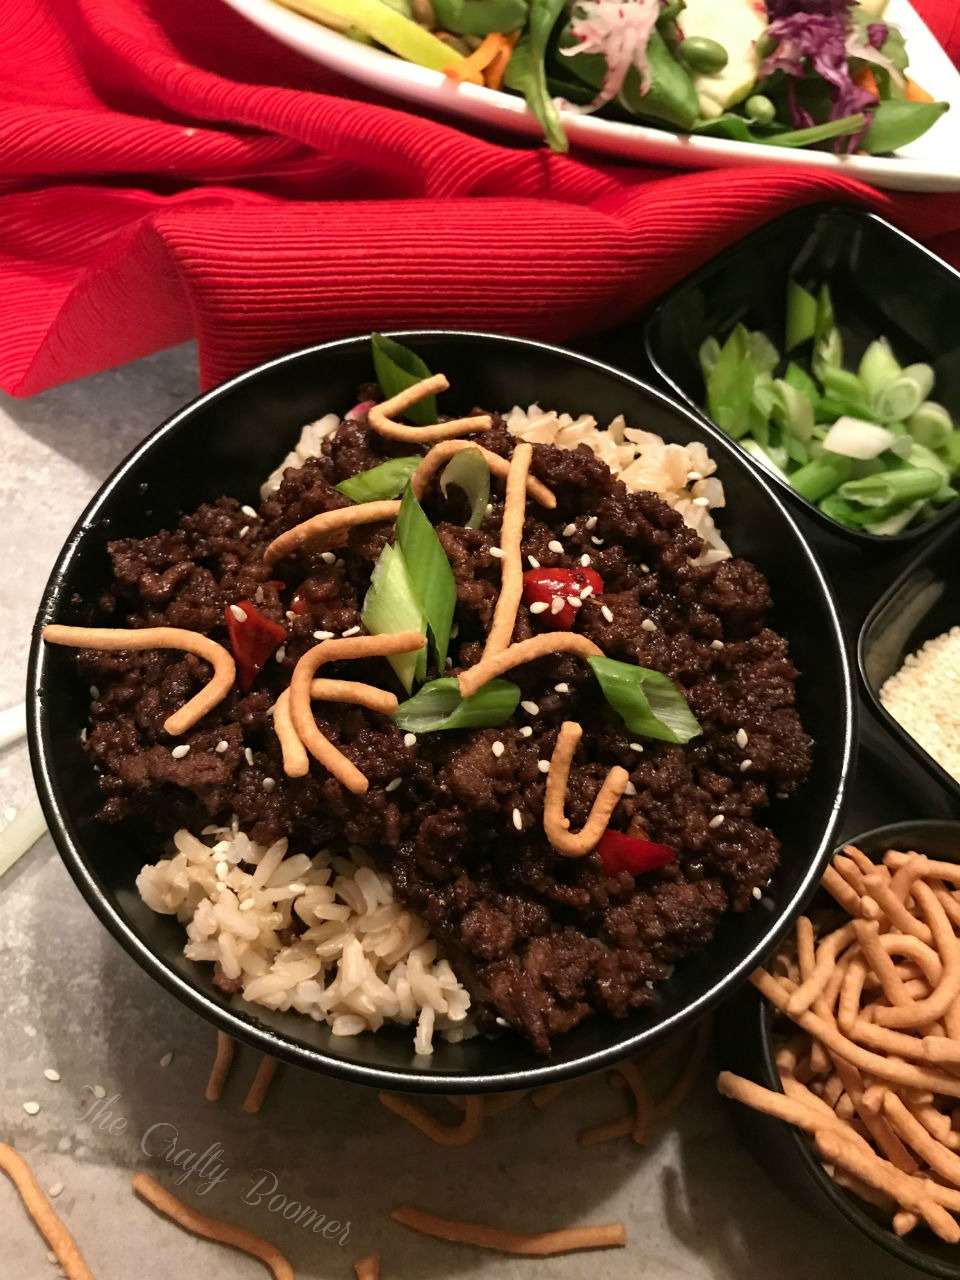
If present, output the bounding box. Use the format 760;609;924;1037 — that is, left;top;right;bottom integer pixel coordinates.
396;486;457;673
371;333;437;426
361;543;427;694
588;656;701;745
440;445;490;530
336;456;420;503
393;676;521;733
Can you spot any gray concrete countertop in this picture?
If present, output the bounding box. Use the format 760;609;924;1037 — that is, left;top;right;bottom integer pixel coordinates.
0;346;919;1279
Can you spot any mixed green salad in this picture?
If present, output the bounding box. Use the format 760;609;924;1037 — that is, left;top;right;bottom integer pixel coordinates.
699;284;960;535
278;0;949;154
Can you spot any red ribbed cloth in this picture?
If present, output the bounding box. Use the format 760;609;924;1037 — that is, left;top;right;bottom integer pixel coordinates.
2;0;959;395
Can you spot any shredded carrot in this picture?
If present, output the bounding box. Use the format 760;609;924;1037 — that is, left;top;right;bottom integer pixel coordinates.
484;31;520;92
854;66;880;98
442;33;514;87
906;77;935;103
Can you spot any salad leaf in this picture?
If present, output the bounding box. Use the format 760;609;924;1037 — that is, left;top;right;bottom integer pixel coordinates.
431;0;529;36
393;676;521;732
371;333;437;426
336;456;420;503
860;99;950;155
396;486;457;673
503;0;568;153
588;656;701;744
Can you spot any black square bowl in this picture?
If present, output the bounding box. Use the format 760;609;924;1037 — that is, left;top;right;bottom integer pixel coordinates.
28;332;855;1093
859;520;960;803
643;205;960;548
717;821;960;1280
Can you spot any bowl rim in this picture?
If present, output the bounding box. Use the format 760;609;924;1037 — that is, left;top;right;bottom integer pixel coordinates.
642;202;960;549
753;819;960;1279
858;520;960;804
27;328;856;1092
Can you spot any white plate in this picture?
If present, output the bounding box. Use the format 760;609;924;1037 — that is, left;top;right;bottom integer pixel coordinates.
220;0;960;192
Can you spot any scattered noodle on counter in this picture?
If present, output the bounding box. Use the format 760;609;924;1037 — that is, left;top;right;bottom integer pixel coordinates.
205;1031;235;1102
390;1204;626;1256
378;1093;484;1146
132;1173;294;1279
354;1254;380;1280
242;1055;280;1115
0;1143;95;1280
720;844;960;1242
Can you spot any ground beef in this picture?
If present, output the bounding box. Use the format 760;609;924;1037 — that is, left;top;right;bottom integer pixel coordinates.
74;414;812;1054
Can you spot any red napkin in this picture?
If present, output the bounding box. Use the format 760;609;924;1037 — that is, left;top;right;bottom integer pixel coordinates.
1;0;959;396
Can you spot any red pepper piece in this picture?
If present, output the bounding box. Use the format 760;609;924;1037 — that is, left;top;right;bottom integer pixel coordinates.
225;601;287;691
522;567;604;630
597;830;675;877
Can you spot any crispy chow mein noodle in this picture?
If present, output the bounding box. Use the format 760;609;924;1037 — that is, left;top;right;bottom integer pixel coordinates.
205;1031;236;1102
389;1204;626;1255
354;1255;380;1280
378;1094;484;1146
242;1055;280;1115
367;375;493;444
410;438;555;509
0;1144;95;1280
480;441;532;662
543;721;629;857
263;499;402;568
457;632;603;699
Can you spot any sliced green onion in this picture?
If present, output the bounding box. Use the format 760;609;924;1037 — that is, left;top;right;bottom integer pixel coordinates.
875;374;927;424
784;362;820;410
785;280;817;351
705;325;758;440
396;487;457;673
440;445;490;530
371;333;437;426
908;401;954;451
361;543;427;694
771;379;814;443
898;439;951;483
393;676;521;733
789;454;853;502
821;418;897;460
902;364;936;404
940;431;960;475
741;438;789;481
838;467;943;509
747;330;780;376
335;456;420;503
858;338;902;403
588;656;701;745
866;501;926;536
699;336;722;377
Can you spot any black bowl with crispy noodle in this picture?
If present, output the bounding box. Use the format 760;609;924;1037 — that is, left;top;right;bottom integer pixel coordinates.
28;333;854;1092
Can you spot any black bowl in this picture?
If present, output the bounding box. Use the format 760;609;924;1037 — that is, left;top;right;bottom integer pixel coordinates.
718;820;960;1280
643;204;960;548
860;521;960;804
28;331;855;1093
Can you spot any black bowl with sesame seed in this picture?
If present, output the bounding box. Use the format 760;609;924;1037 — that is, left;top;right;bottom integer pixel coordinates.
28;332;854;1092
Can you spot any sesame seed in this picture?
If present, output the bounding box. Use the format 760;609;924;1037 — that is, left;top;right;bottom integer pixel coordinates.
43;1068;60;1082
171;744;190;760
580;553;592;567
275;645;286;663
624;781;637;796
285;610;297;621
79;727;88;744
521;700;540;716
228;604;246;622
709;814;725;829
89;685;100;699
313;630;334;641
239;899;255;911
527;555;541;569
485;503;494;516
565;595;582;609
385;777;402;792
550;597;564;615
580;585;594;599
554;682;570;694
244;747;254;766
537;760;550;774
23;1102;40;1115
254;586;265;604
629;743;644;753
740;758;753;772
262;777;276;794
641;619;657;632
512;808;522;831
547;540;564;554
752;886;763;900
241;504;258;519
518;726;533;738
489;546;505;558
736;728;749;749
710;639;725;651
403;733;417;747
693;496;710;508
215;740;228;754
529;600;549;615
450;623;459;639
445;656;453;668
640;563;650;574
239;525;250;538
321;551;337;565
586;516;597;530
342;626;361;638
591;536;604;546
601;605;614;624
563;522;577;537
159;1051;174;1068
48;1182;64;1198
491;741;505;758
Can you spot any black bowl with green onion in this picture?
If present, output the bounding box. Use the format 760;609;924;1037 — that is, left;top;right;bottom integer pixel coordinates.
28;331;853;1093
644;205;960;546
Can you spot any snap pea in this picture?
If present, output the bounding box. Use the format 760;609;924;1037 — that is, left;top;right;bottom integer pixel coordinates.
431;0;529;36
744;95;776;126
677;36;728;75
860;100;949;155
504;0;568;153
693;113;866;149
